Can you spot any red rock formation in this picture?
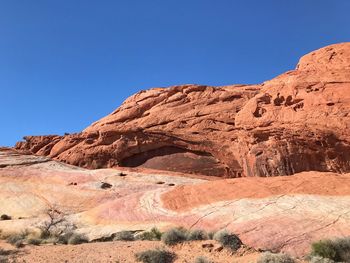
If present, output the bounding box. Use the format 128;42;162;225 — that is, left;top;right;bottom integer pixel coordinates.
15;43;350;177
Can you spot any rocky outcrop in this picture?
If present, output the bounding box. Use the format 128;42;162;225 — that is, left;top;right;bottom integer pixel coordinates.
15;43;350;177
2;149;350;257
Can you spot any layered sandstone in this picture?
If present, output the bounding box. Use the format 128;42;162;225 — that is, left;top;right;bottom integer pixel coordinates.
15;43;350;177
1;149;350;257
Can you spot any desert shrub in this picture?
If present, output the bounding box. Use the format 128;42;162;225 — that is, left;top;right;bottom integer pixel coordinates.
311;237;350;262
113;231;135;241
40;237;59;244
213;230;242;251
194;256;213;263
257;252;295;263
311;240;337;261
135;248;175;263
7;234;25;245
54;231;74;244
0;249;10;256
67;233;88;245
43;229;87;245
27;238;42;246
331;237;350;261
187;229;208;241
37;228;71;244
137;228;162;241
39;229;50;239
309;256;335;263
161;228;187;246
0;248;16;262
0;215;11;221
14;240;24;248
207;231;216;240
37;204;76;239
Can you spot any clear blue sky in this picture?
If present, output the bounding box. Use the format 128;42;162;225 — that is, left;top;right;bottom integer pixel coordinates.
1;1;349;146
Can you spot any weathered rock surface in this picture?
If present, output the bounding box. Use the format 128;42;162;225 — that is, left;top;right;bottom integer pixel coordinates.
15;43;350;177
1;149;350;257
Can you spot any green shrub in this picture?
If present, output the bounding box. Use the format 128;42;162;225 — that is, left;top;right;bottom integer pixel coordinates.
161;228;187;246
67;233;88;245
39;228;55;239
27;238;42;246
37;229;74;245
311;237;350;262
6;229;31;245
135;248;175;263
311;240;337;260
137;228;162;241
309;256;335;263
40;237;59;244
257;252;295;263
213;230;242;251
207;231;215;240
332;237;350;261
187;229;208;241
14;240;24;248
194;256;213;263
39;229;50;239
0;249;14;263
57;231;74;244
6;234;24;245
113;231;135;241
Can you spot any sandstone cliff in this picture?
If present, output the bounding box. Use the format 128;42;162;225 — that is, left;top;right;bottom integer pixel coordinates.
15;43;350;177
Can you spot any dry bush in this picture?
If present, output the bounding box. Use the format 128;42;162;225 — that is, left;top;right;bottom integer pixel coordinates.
37;204;75;238
311;237;350;262
213;230;242;252
161;227;187;246
309;256;335;263
187;229;208;241
14;240;24;248
113;231;135;241
135;248;175;263
137;228;162;241
27;238;42;246
257;252;295;263
194;256;213;263
207;231;216;240
67;233;88;245
6;230;29;245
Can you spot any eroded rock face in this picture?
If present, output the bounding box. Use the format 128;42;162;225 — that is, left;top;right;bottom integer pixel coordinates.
2;149;350;257
15;43;350;177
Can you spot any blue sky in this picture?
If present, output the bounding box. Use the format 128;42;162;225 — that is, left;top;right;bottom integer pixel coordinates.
0;1;349;146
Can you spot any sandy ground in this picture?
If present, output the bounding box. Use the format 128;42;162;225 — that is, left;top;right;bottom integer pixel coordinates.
0;240;262;263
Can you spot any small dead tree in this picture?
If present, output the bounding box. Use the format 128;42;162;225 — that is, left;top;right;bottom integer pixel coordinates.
38;204;76;238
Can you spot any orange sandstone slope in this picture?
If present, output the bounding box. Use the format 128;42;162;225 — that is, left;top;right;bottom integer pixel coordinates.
2;149;350;257
15;43;350;177
162;171;350;212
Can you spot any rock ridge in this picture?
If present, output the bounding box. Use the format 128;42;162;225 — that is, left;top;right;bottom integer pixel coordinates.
15;43;350;177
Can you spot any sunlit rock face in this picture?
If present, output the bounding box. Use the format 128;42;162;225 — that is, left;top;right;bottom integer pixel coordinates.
15;43;350;177
2;149;350;257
